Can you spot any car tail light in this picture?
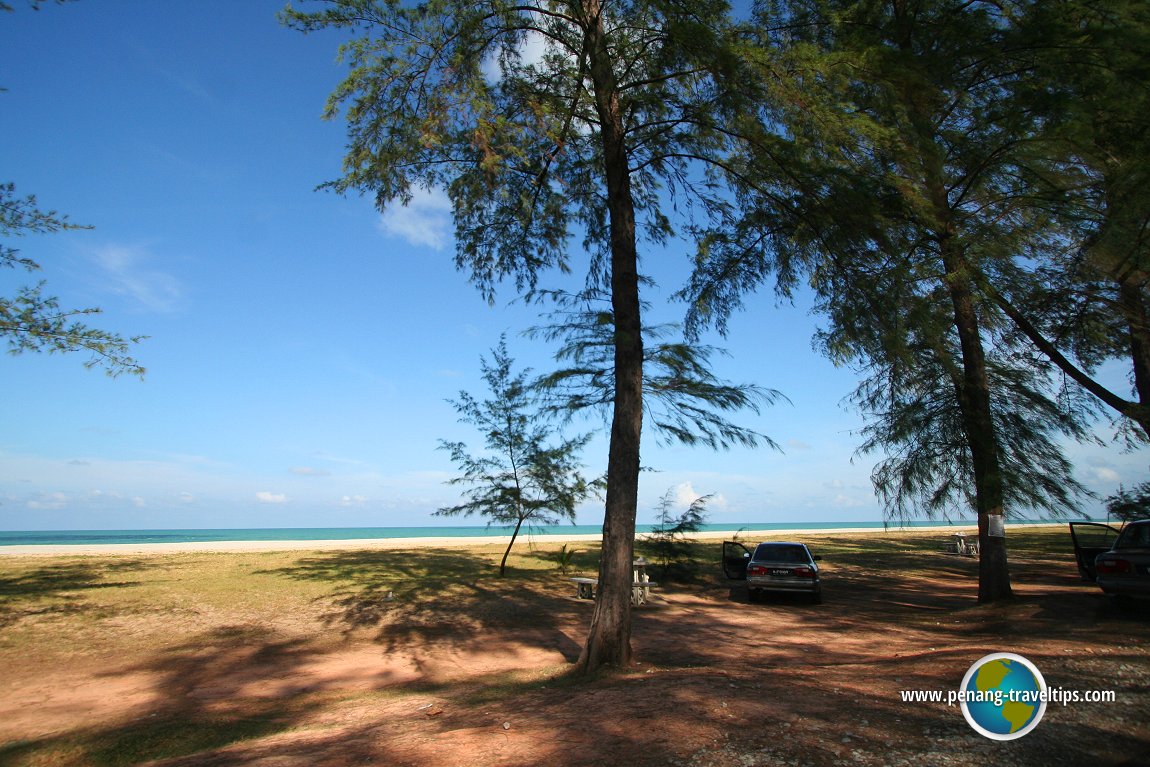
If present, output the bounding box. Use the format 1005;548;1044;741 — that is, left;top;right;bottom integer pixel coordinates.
748;565;768;576
793;566;815;578
1096;558;1133;575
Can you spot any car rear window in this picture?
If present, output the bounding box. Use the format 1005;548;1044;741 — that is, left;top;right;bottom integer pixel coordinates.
752;544;808;563
1115;524;1150;549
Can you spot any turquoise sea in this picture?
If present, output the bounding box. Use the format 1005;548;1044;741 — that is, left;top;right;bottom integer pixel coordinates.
0;518;1060;547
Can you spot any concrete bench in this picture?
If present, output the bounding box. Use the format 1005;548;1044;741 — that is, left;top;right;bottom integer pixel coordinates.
569;576;657;606
942;533;979;557
570;577;597;600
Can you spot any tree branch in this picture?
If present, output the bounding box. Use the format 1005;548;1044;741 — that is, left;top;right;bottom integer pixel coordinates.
974;266;1150;436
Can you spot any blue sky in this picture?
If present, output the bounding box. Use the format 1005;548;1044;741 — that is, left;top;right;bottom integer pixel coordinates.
1;1;1143;531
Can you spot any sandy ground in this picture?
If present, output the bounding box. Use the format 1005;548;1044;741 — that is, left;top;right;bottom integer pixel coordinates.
4;524;1139;767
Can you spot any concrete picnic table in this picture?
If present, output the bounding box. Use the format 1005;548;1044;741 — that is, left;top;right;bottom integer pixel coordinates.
570;559;656;606
943;532;980;557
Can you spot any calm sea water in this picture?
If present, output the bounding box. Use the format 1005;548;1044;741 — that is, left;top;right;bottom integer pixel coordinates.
0;519;1057;547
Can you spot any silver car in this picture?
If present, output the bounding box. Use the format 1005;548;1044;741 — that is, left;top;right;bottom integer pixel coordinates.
1095;520;1150;605
723;540;822;603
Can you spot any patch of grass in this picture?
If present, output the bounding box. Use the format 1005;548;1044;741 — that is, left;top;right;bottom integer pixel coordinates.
0;552;343;667
518;541;602;576
693;525;1079;583
435;663;577;707
260;545;600;649
91;713;285;767
0;709;295;767
0;559;155;628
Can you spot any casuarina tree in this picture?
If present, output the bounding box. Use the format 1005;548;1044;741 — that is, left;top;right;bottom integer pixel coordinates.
3;4;144;377
685;0;1100;602
437;336;597;576
1;183;144;377
285;0;770;670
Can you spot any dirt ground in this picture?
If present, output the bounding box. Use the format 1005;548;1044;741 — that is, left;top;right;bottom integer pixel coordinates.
2;532;1149;766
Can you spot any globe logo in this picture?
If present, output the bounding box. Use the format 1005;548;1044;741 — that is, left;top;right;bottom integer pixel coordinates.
960;653;1047;740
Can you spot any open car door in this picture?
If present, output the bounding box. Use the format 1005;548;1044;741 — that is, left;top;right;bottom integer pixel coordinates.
1069;522;1120;582
722;541;752;580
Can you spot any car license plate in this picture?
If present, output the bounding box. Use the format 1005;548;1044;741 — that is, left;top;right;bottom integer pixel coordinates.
769;568;791;576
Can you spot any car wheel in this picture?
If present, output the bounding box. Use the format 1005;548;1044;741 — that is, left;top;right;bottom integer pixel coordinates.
811;589;823;605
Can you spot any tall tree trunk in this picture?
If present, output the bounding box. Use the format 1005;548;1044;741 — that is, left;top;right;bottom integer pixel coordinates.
941;241;1012;603
896;0;1014;600
499;514;526;577
1120;278;1150;412
576;0;644;673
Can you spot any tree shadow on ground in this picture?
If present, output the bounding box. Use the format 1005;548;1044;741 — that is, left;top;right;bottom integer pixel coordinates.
622;535;1150;766
0;624;324;767
0;559;155;628
263;549;587;660
642;529;1148;673
3;530;1147;767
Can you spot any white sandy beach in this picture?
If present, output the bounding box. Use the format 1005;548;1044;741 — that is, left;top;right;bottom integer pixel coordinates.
0;525;991;556
0;533;600;557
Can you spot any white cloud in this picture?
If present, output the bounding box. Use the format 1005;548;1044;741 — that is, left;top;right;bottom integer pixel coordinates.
151;64;217;107
671;482;700;508
481;27;550;82
92;244;183;312
1092;467;1121;484
1;452;459;526
667;482;726;510
519;30;549;68
378;187;452;250
309;453;370;468
707;493;729;511
481;50;503;83
27;492;69;510
290;467;331;477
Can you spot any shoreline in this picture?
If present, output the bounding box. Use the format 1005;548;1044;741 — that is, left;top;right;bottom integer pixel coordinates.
0;523;1027;556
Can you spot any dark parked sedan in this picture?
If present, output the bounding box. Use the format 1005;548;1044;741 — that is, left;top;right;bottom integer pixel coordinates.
723;540;822;603
1095;520;1150;605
